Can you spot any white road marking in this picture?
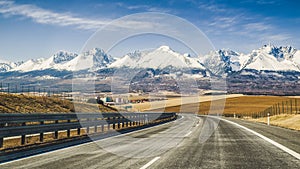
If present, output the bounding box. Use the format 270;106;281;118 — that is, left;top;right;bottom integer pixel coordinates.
220;118;300;160
184;131;192;137
140;157;160;169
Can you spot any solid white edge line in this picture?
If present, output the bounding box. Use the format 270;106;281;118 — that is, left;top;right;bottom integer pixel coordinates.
184;131;192;137
140;156;160;169
0;115;182;165
219;117;300;160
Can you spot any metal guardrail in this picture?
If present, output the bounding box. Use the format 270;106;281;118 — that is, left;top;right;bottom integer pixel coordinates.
0;113;177;148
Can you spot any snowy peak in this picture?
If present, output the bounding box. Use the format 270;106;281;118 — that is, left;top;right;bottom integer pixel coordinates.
0;58;21;72
81;48;115;69
52;51;78;64
201;45;300;75
156;45;172;52
110;46;205;70
201;49;246;76
9;48;114;72
60;48;115;71
256;44;297;61
244;44;300;71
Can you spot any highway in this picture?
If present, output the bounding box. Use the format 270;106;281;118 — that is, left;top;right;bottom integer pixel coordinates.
1;114;300;168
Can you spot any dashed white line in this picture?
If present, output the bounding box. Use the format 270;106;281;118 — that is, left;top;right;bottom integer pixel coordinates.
140;156;160;169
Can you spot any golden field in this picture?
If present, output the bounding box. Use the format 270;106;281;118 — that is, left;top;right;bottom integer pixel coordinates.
154;95;292;115
150;95;300;131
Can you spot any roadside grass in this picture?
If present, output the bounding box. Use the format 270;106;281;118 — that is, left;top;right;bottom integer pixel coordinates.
0;93;74;113
249;114;300;131
0;93;117;113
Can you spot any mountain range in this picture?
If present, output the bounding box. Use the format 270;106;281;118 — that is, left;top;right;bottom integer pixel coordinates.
1;44;300;77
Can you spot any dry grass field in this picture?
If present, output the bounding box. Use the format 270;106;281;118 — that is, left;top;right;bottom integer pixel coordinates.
130;94;242;112
155;96;291;115
152;95;300;131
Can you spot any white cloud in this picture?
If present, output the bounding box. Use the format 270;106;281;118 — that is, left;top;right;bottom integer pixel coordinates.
198;3;227;13
264;34;291;41
0;0;161;31
243;22;273;31
0;0;110;30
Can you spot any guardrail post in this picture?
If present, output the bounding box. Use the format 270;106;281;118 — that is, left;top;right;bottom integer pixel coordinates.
21;122;26;145
145;114;148;125
107;117;110;130
117;117;120;129
54;120;59;139
86;118;90;134
77;128;81;135
94;118;98;133
112;117;116;130
101;124;104;132
122;117;125;128
77;119;81;135
67;120;71;138
138;115;141;126
40;121;44;142
0;137;3;148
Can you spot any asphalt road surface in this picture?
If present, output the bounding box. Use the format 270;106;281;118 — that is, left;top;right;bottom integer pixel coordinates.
1;114;300;169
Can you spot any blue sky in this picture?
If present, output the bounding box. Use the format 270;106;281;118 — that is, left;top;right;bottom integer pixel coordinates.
0;0;300;61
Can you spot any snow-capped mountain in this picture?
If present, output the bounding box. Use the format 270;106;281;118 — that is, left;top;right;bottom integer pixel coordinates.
0;62;14;72
201;49;249;76
244;45;300;71
0;59;22;72
10;48;115;72
1;44;300;77
13;51;78;72
62;48;115;71
52;51;78;64
110;46;205;70
201;44;300;76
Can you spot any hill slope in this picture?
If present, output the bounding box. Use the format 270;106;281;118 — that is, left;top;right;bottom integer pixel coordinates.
0;93;117;113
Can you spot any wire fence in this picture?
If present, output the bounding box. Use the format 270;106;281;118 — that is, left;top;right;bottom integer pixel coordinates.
229;98;300;119
0;82;72;100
